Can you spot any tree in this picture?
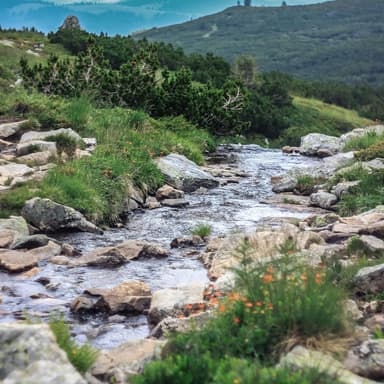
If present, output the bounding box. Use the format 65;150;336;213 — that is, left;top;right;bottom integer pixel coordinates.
233;55;258;88
244;0;251;6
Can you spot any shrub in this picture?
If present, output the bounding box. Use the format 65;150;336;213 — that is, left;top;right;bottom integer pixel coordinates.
295;175;324;195
355;140;384;161
49;317;98;374
45;133;79;158
19;118;40;131
343;131;384;152
191;224;212;238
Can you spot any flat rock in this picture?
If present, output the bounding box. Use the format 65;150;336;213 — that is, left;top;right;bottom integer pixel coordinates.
21;197;102;234
344;339;384;380
360;235;384;252
280;346;376;384
11;234;53;250
148;283;206;326
156;154;219;192
0;163;33;180
16;141;57;156
91;339;165;383
72;240;168;267
17;151;53;166
0;216;29;248
161;198;189;208
271;175;297;193
20;128;82;143
170;235;205;248
0;249;39;272
71;281;151;315
155;184;184;200
0;323;86;384
0;120;27;139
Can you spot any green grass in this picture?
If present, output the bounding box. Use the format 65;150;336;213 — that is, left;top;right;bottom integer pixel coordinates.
190;224;213;238
49;317;98;374
343;131;384;152
274;97;373;147
295;175;324;195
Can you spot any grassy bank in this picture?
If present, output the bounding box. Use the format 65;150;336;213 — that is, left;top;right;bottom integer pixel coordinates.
0;90;214;223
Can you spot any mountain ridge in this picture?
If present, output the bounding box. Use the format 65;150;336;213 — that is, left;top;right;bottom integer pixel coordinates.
136;0;384;85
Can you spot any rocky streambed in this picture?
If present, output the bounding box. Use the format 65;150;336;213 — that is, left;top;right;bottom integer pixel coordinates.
0;144;325;349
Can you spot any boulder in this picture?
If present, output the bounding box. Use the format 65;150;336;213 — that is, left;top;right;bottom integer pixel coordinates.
354;263;384;294
17;151;53;166
148;283;206;326
16;141;57;156
344;339;384;380
71;281;151;315
151;311;211;338
0;216;29;248
60;15;81;30
21;197;102;234
0;163;33;181
0;323;86;384
20;128;82;144
300;133;340;156
171;235;205;248
310;192;338;209
280;346;376;384
161;198;189;208
156;154;219;192
0;249;39;272
0;120;27;139
360;235;384;253
72;240;168;267
271;175;297;193
127;183;146;205
155;185;184;200
144;196;161;209
91;339;164;383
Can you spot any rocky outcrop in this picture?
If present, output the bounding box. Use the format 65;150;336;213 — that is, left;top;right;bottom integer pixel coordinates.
72;240;168;267
156;154;219;192
300;133;341;156
280;346;376;384
21;197;102;234
60;16;81;30
16;141;57;156
148;283;206;326
344;339;384;380
91;339;164;383
71;281;151;315
339;125;384;150
0;323;86;384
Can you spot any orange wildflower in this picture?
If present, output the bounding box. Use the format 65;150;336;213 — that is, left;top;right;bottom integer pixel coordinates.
263;274;273;283
267;266;274;273
229;293;240;301
267;303;273;310
218;305;226;313
245;302;253;308
233;317;241;324
300;273;307;281
256;301;263;307
315;273;322;284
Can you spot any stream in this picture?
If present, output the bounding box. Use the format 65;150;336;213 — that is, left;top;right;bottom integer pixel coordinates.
0;145;323;349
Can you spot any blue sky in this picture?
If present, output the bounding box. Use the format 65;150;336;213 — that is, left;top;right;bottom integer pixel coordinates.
1;0;330;35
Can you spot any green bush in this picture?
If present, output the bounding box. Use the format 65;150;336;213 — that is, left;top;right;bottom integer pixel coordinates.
49;317;98;374
45;133;79;158
355;140;384;161
343;131;384;152
190;224;212;238
295;175;324;195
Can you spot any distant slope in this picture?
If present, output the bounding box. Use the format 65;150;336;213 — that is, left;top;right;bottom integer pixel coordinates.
136;0;384;85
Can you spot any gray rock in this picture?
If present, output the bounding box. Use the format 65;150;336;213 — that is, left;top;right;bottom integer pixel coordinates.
17;151;54;166
151;311;211;339
91;339;164;383
155;184;184;200
360;235;384;253
170;235;205;248
148;283;206;326
20;128;82;144
161;198;190;208
21;197;102;234
344;339;384;380
0;120;27;139
332;181;361;199
0;216;29;248
280;346;376;384
11;234;53;250
354;263;384;294
144;196;161;209
60;15;81;30
72;240;168;267
310;192;338;209
340;125;384;150
345;299;364;321
0;323;86;384
16;141;57;156
156;154;219;192
71;281;151;315
271;175;297;193
300;133;340;156
0;163;33;181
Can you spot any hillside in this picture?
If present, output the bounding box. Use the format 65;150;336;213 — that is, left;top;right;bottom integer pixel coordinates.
136;0;384;86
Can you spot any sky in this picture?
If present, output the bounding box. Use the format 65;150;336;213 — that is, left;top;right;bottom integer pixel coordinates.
1;0;330;35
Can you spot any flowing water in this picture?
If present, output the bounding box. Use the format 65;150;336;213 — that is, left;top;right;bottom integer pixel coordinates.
0;145;322;349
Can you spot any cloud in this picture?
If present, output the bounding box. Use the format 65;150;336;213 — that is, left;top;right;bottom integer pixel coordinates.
9;2;46;15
